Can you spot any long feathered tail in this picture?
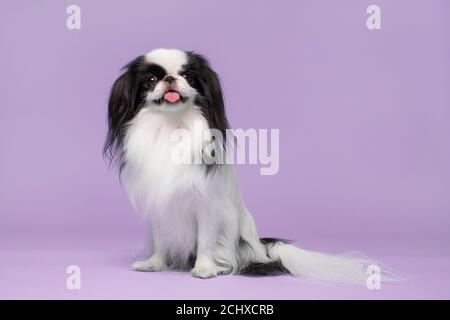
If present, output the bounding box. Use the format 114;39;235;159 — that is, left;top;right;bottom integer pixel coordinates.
241;238;400;285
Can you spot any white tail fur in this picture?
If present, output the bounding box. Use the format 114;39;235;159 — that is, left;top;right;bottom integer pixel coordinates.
266;241;399;285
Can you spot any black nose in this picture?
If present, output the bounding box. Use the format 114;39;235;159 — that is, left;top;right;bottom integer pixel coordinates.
164;76;176;84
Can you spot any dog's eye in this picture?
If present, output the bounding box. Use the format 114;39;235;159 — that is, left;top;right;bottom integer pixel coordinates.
181;73;192;82
148;76;158;84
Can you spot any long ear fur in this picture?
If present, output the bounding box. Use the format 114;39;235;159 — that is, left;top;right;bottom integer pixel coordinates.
189;53;229;139
186;53;230;174
104;56;144;168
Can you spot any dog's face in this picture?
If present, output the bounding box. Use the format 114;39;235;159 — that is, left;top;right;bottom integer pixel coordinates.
104;48;228;165
136;49;197;107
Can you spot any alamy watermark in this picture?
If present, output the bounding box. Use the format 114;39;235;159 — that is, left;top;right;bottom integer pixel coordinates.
66;5;81;30
66;265;81;290
367;5;381;30
366;264;381;290
170;124;279;176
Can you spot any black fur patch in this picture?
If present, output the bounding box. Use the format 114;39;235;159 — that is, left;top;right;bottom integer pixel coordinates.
260;237;291;245
240;261;289;276
239;237;291;277
104;56;169;170
182;52;229;174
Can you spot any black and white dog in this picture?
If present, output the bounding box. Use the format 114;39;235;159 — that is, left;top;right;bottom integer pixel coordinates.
105;48;387;283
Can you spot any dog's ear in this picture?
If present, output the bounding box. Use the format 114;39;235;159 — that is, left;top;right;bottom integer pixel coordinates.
195;55;229;138
187;53;230;174
104;56;144;165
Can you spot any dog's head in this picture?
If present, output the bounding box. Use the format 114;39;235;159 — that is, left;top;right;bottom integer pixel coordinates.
104;48;228;165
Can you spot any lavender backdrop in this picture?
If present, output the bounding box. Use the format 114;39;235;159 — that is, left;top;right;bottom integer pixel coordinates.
1;0;449;299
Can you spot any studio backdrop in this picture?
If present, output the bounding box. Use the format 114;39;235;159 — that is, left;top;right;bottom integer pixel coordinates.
1;0;449;299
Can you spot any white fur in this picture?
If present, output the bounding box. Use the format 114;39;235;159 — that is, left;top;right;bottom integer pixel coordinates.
145;48;187;74
123;104;269;276
122;49;396;284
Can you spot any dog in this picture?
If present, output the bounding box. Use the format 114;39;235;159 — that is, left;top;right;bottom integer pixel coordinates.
105;48;391;283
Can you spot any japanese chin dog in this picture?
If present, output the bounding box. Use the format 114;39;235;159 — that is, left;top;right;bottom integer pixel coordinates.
104;48;395;284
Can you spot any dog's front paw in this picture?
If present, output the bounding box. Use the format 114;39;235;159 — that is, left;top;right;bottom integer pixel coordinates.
131;255;166;272
191;255;220;279
191;265;218;279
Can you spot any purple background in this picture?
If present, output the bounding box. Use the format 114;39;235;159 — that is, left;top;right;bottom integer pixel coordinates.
1;0;450;299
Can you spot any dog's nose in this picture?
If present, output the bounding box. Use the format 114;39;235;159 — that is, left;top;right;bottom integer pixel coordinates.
164;76;176;84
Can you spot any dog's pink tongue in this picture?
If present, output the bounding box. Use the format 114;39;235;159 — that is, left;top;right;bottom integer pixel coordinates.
164;91;180;103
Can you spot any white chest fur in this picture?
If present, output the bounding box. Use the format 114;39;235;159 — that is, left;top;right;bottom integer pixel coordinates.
121;106;210;216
